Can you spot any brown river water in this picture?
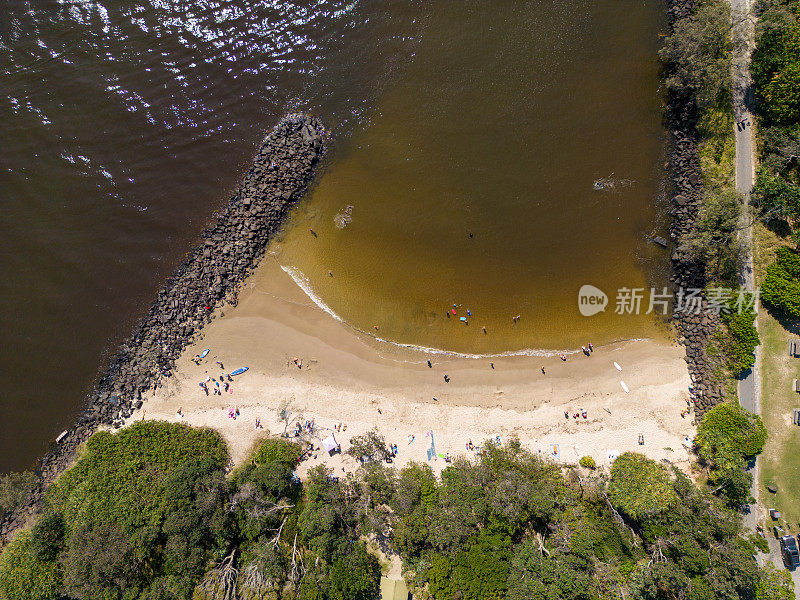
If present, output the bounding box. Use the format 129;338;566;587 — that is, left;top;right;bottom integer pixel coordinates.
0;0;668;472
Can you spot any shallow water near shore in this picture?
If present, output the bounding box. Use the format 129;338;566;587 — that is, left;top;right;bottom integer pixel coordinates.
1;0;668;471
273;0;670;354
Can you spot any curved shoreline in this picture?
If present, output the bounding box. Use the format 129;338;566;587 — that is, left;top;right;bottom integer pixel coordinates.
280;264;649;360
1;114;325;541
1;0;725;543
130;257;695;475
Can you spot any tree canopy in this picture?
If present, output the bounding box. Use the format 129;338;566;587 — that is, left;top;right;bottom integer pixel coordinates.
0;427;774;600
607;453;679;522
752;3;800;125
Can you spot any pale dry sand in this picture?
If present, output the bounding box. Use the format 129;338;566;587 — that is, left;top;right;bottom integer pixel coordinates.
127;258;696;476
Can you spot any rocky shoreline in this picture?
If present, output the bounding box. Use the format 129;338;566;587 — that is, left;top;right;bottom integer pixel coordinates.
665;0;727;416
1;114;325;541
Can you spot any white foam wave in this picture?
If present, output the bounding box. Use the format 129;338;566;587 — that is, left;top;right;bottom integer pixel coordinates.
280;264;648;360
280;265;343;323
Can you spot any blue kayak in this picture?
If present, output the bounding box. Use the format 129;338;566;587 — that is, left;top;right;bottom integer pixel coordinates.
200;349;210;359
230;367;249;376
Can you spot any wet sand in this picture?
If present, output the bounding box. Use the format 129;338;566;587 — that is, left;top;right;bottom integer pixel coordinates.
127;257;695;475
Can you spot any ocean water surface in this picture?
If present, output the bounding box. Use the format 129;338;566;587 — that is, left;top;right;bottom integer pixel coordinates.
0;0;668;471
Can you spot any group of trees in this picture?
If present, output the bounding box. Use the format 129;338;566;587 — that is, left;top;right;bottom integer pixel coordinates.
659;0;733;116
0;422;793;600
389;443;789;600
751;1;800;305
660;0;748;288
752;0;800;126
0;421;383;600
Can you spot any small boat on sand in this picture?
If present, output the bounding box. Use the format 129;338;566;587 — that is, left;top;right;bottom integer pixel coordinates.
200;349;210;359
230;367;249;376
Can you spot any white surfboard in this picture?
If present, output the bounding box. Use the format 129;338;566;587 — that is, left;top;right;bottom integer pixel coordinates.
613;362;622;371
620;380;629;393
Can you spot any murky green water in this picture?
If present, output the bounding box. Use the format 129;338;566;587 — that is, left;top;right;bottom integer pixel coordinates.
274;0;670;354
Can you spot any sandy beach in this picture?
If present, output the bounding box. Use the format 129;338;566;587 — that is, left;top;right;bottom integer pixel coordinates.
128;257;696;476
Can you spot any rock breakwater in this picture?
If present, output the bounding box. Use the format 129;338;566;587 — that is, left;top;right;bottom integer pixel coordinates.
665;0;727;416
1;114;325;541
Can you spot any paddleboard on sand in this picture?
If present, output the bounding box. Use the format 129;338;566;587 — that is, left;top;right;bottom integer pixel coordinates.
620;380;629;393
230;367;249;376
200;349;210;359
613;362;622;371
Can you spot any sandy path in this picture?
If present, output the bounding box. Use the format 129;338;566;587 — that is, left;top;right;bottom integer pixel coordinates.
128;259;696;475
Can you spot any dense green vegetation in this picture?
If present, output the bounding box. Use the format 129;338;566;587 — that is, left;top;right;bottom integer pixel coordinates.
752;1;800;242
661;0;745;286
696;403;768;508
717;290;761;376
0;423;785;599
659;0;732;115
0;422;384;600
762;246;800;316
752;0;800;126
391;443;780;600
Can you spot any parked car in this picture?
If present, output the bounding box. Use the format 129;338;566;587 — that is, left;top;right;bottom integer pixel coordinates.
780;535;800;568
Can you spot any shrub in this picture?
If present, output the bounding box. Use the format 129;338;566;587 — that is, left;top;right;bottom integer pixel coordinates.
0;471;38;518
696;402;767;461
507;535;595;600
347;428;391;463
579;456;596;469
250;437;303;466
752;167;800;225
696;403;767;506
607;453;678;522
427;532;511;600
719;292;760;375
41;421;230;599
756;563;795;600
0;530;62;600
233;437;302;504
326;542;381;600
762;246;800;318
686;187;743;283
